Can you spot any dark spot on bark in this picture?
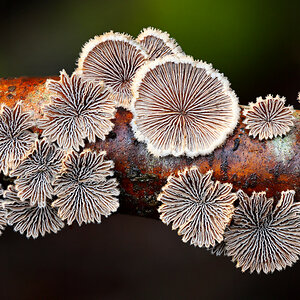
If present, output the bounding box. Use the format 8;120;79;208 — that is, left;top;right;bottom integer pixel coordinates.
127;165;158;182
220;150;228;180
232;138;240;151
107;131;117;140
231;173;237;182
269;164;280;180
6;94;14;99
243;173;258;188
185;156;194;165
207;152;214;167
8;86;16;92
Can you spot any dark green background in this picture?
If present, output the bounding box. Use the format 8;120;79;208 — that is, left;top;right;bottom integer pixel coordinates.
1;0;299;105
1;1;300;299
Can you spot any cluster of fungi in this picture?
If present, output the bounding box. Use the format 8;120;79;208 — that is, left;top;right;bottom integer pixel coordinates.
0;27;298;274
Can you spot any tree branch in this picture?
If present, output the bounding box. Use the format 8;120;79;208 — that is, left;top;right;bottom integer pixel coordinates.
0;76;299;218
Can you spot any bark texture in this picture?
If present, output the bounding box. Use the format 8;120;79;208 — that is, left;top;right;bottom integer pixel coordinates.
0;76;299;218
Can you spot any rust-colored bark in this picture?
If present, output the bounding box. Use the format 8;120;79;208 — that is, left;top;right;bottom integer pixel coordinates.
0;77;299;218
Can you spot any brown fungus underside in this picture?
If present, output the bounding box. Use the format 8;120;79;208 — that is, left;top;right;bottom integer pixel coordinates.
52;150;120;226
0;102;37;176
39;70;116;151
131;55;240;157
225;190;300;274
4;185;64;239
77;31;149;109
158;167;236;248
11;139;64;208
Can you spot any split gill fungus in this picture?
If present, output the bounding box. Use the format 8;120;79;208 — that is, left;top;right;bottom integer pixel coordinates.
243;95;295;140
0;26;299;275
136;27;184;60
130;55;240;157
77;31;149;109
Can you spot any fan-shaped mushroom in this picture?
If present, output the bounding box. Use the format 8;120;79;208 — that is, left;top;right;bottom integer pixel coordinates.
52;149;120;226
131;55;240;157
136;27;183;60
225;189;300;274
0;102;37;175
158;167;236;248
243;95;294;140
77;31;148;108
39;70;116;151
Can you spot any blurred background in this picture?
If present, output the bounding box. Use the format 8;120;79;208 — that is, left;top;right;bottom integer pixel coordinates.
0;0;300;299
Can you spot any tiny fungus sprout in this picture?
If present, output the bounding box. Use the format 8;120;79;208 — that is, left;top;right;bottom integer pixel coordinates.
209;240;227;257
0;185;7;235
0;102;37;175
136;27;183;60
243;95;294;140
225;190;300;274
52;150;120;226
131;55;240;157
39;70;115;151
158;167;236;248
4;185;64;239
77;31;149;108
11;139;64;208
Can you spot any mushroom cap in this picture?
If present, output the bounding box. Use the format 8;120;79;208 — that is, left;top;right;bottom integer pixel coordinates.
39;70;116;151
77;31;149;109
4;185;64;239
136;27;184;60
131;55;240;157
243;94;294;140
52;149;120;226
0;102;37;176
225;189;300;274
158;167;236;248
11;139;64;208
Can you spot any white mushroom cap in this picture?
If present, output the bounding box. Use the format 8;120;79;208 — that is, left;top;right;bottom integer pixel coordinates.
158;167;236;248
131;55;240;157
136;27;184;60
243;94;294;140
225;189;300;274
77;31;149;109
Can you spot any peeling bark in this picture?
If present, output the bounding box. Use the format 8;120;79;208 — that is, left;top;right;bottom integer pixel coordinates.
0;77;299;218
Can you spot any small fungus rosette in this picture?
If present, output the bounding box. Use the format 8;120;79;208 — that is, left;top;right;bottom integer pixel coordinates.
131;55;240;157
225;190;300;274
136;27;183;60
243;95;294;140
0;102;37;175
158;167;237;248
77;31;149;108
4;185;64;239
39;70;116;151
52;149;120;226
11;139;64;208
